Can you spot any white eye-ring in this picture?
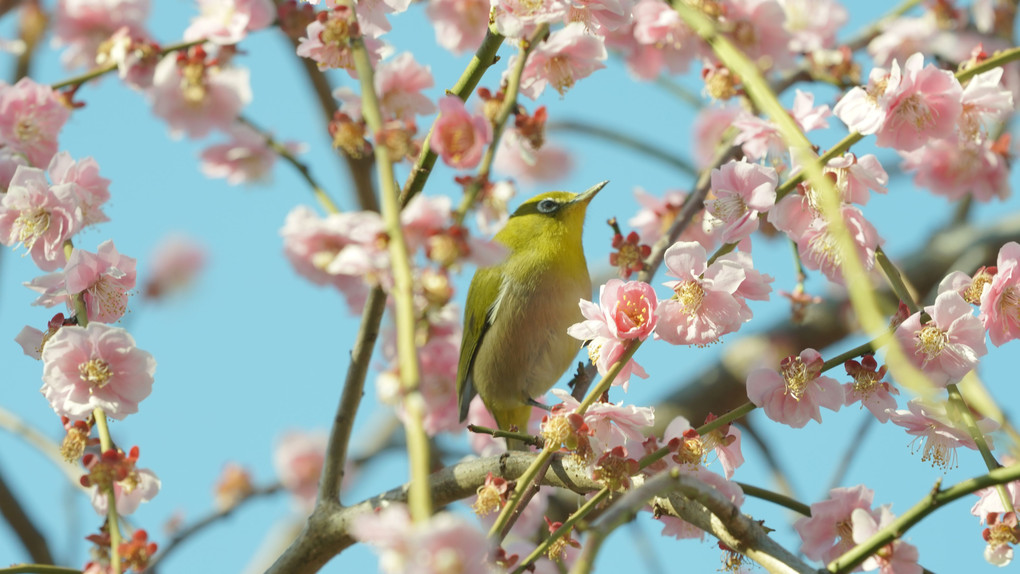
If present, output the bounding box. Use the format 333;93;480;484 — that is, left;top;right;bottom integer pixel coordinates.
537;199;559;213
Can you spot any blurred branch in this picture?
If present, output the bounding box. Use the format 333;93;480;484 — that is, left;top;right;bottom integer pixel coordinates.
147;483;283;571
14;0;42;82
0;460;54;564
547;119;697;177
844;0;923;52
50;38;205;90
0;405;81;487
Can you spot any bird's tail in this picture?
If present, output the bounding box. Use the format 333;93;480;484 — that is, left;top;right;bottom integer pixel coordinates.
493;405;534;451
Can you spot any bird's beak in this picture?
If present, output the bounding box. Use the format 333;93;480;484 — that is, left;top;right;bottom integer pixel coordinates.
573;181;608;206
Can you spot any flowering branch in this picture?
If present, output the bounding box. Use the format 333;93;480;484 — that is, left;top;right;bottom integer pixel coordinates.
466;424;543;449
50;38;205;91
828;464;1020;573
513;489;611;573
343;1;431;522
946;383;1015;513
235;115;339;215
400;28;505;205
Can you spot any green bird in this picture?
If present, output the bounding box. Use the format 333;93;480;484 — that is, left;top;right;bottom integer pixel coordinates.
457;181;607;450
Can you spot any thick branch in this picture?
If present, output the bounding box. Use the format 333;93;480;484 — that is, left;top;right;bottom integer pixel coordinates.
0;461;53;564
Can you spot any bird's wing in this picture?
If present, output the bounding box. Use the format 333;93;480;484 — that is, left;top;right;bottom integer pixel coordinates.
457;265;504;422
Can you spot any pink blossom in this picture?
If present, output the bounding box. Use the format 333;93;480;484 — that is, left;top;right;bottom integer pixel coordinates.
795;205;882;285
0;78;70;167
565;0;633;34
628;187;717;250
280;205;388;312
698;414;744;479
834;53;963;152
201;125;305;185
40;323;156;421
375;53;437;121
703;160;777;243
655;241;746;346
296;7;390;71
352;0;413;38
900;136;1010;202
851;507;922;574
15;325;45;360
889;398;997;469
575;335;648;391
0;147;29;190
716;249;774;320
721;0;794;71
26;240;137;324
491;0;568;39
273;429;327;510
549;389;654;457
95;28;160;91
867;13;938;68
150;52;252;139
822;152;888;205
972;481;1020;522
958;67;1014;139
567;279;658;343
143;234;206;299
184;0;275;45
515;23;607;100
766;191;815;242
426;0;489;55
430;96;491;169
895;291;987;387
842;356;898;423
732;90;830;161
618;0;699;79
0;165;82;271
53;0;151;70
475;180;515;234
794;485;875;562
777;0;847;52
692;106;741;168
89;467;160;516
493;128;573;184
48;152;111;227
980;241;1020;346
746;348;843;428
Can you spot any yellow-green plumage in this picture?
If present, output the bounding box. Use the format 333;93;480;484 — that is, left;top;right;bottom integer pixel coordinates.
457;182;606;450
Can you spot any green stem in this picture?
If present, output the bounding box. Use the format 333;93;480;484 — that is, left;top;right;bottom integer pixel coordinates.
875;247;919;314
0;566;83;574
400;28;505;205
93;408;121;574
51;39;205;91
344;4;430;522
513;489;611;573
821;334;890;373
946;384;1014;513
236;115;340;215
466;425;542;449
736;482;811;516
487;447;556;537
455;24;549;226
575;340;641;415
828;464;1020;573
639;401;757;469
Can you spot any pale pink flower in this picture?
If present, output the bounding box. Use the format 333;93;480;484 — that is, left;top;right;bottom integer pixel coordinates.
655;241;746;346
703;160;777;243
889;398;997;469
89;467;160;516
622;0;699;79
900;136;1010;203
493;128;573;184
144;234;206;299
565;0;633;34
567;279;658;343
958;67;1014;140
183;0;275;45
150;52;252;139
26;240;137;324
629;187;717;250
48;152;111;227
795;205;882;286
515;23;607;100
353;505;494;574
352;0;413;38
794;485;875;562
720;0;794;71
475;180;515;234
52;0;151;70
375;53;437;122
426;0;489;55
851;507;922;574
834;53;963;152
777;0;846;52
0;78;70;168
201;125;305;185
280;205;388;312
895;291;987;387
15;325;46;360
972;481;1020;522
746;348;843;428
273;429;327;510
0;165;82;271
716;249;774;320
867;13;938;68
584;336;648;391
842;356;898;423
0;146;29;190
95;27;160;91
980;241;1020;346
296;7;390;71
822;152;888;206
548;389;654;457
491;0;569;39
692;106;741;168
40;323;156;421
430;96;491;169
732;90;830;162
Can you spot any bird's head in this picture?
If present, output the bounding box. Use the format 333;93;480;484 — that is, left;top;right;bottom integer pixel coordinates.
497;181;608;249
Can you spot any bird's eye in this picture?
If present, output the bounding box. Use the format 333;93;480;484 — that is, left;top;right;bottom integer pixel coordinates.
537;199;559;213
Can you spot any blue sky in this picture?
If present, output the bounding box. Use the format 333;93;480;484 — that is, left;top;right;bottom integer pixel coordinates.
1;1;1019;573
